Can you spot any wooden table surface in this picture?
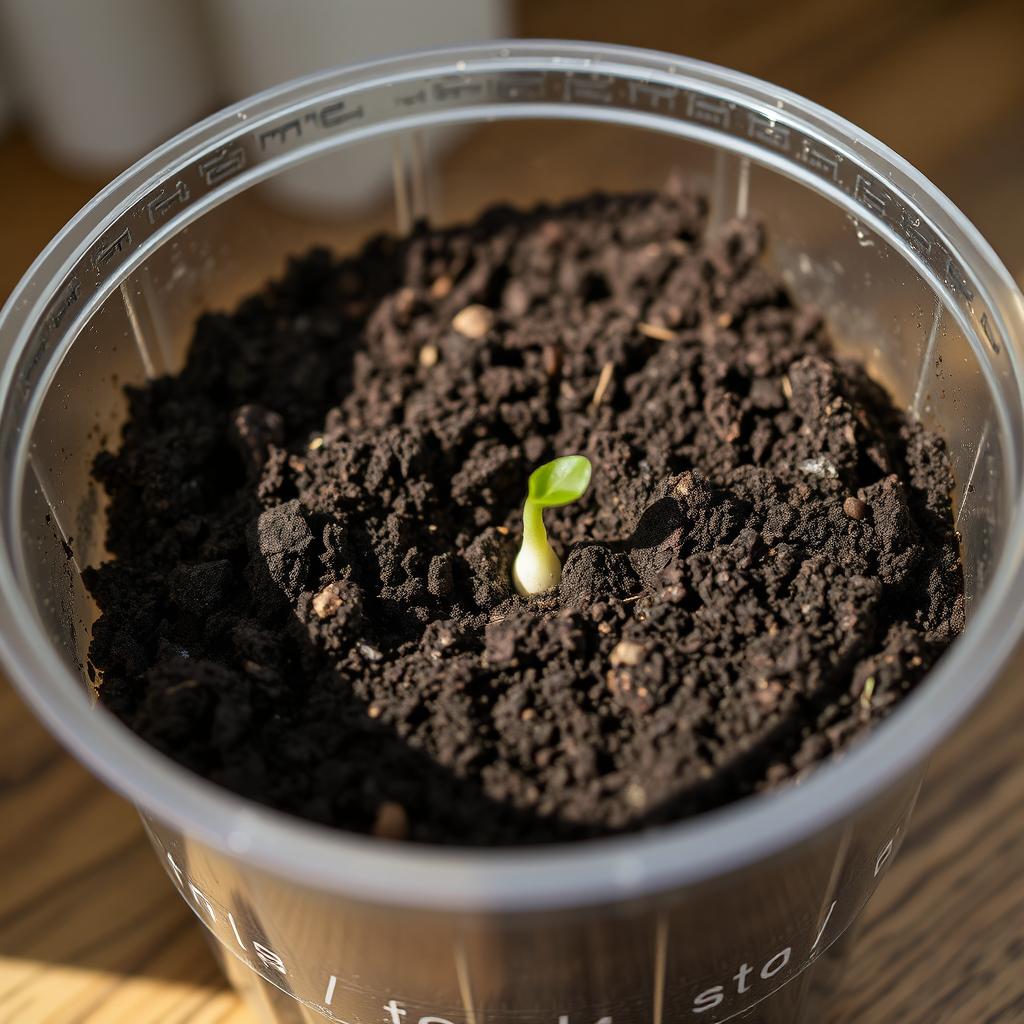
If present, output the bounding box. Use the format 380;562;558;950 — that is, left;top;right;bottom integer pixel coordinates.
2;2;1024;1021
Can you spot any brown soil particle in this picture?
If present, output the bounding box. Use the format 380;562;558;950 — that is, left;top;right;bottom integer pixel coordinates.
844;496;868;520
85;188;964;846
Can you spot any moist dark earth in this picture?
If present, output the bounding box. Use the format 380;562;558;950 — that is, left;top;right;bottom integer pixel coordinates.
85;187;965;846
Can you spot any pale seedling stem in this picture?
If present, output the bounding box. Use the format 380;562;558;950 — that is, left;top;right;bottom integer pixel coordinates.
512;455;592;597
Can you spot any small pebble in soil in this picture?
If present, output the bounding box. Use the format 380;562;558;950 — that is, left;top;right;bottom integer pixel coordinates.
312;583;343;619
844;496;868;520
609;640;644;667
372;801;409;840
542;344;563;377
430;275;453;299
451;304;494;339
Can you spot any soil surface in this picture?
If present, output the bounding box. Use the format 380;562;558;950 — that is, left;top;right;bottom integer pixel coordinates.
85;187;964;845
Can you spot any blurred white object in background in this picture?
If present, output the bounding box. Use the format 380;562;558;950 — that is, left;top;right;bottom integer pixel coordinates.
0;0;214;174
207;0;510;214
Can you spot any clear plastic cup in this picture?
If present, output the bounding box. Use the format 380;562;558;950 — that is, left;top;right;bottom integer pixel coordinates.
2;41;1023;1024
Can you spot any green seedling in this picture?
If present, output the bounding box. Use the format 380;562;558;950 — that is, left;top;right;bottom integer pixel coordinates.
512;455;593;597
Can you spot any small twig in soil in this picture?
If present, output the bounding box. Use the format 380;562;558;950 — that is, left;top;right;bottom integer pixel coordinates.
637;321;679;342
591;361;615;406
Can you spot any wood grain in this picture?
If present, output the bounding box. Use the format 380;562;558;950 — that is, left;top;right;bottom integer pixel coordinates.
1;1;1023;1021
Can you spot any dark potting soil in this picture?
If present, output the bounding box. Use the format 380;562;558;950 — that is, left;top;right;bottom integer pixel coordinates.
85;186;964;846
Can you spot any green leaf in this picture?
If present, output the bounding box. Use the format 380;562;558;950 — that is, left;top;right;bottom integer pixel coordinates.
527;455;592;508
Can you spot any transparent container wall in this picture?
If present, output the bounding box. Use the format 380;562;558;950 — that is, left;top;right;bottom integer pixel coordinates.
20;117;1001;692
